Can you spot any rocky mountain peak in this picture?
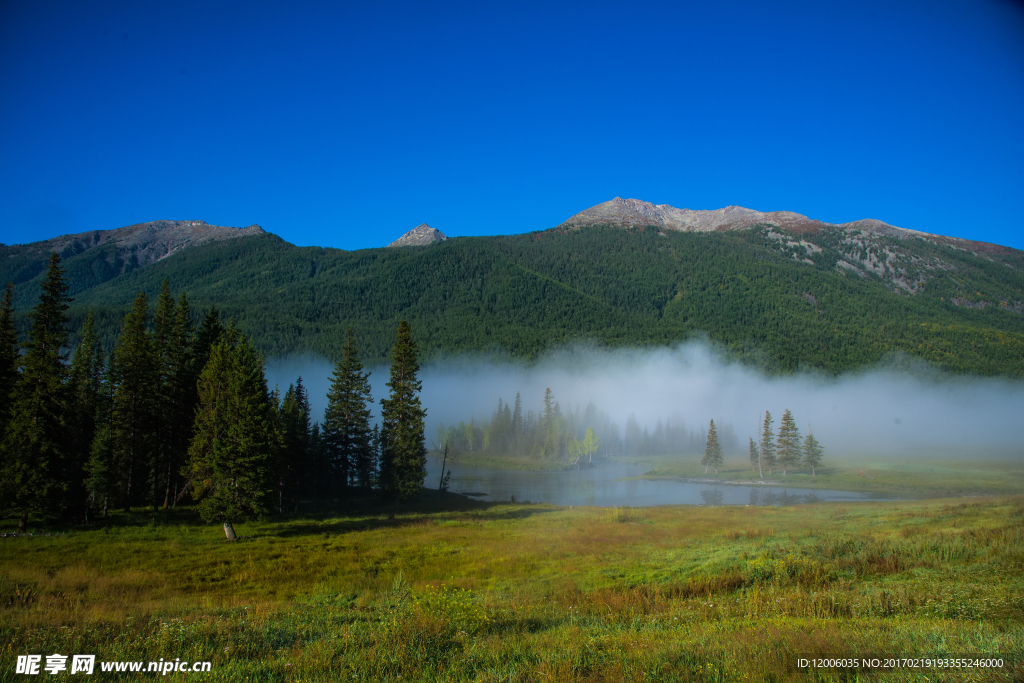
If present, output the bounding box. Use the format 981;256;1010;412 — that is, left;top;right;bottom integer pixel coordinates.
557;197;922;237
388;223;448;247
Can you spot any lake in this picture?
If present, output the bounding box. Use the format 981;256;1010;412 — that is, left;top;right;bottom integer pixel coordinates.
425;456;900;507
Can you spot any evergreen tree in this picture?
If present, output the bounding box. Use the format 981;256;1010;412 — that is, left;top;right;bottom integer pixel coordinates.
760;411;776;475
702;419;723;474
277;379;310;512
749;437;759;472
66;311;104;520
85;355;117;518
186;333;275;539
159;292;196;508
307;422;326;509
511;391;523;455
1;254;71;531
776;409;801;475
323;328;375;492
193;305;224;376
109;292;159;511
378;320;426;516
0;282;19;433
802;428;824;476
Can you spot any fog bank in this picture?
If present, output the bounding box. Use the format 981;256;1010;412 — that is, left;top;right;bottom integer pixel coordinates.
266;342;1024;457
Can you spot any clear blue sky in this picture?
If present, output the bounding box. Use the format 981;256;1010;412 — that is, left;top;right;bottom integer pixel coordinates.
2;0;1022;251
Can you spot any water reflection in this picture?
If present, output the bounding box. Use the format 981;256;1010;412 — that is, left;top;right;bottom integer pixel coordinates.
426;457;897;507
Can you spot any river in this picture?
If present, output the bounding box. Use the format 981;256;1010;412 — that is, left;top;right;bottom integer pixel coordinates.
424;456;900;507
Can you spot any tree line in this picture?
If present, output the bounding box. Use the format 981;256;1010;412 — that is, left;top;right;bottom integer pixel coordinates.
15;226;1022;376
436;389;743;466
0;254;428;537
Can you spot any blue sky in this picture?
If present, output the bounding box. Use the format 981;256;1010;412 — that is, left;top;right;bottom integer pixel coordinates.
1;0;1022;251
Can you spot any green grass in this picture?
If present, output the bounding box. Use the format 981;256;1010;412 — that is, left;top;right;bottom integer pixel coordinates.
2;492;1023;681
633;455;1024;498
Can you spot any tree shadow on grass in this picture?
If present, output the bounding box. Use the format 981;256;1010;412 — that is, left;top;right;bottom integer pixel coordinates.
1;487;560;537
268;488;562;538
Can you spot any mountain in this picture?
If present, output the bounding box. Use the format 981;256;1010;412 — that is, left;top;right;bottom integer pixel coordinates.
5;202;1023;375
1;220;265;306
560;198;1023;301
388;224;447;247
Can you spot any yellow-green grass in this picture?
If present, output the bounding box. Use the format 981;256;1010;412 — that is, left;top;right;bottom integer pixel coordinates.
2;493;1023;681
631;455;1024;498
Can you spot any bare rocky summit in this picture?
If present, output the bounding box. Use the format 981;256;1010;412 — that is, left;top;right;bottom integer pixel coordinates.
557;197;930;238
388;223;447;247
10;219;266;267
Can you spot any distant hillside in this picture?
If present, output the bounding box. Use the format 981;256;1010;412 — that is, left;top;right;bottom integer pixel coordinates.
1;220;265;306
22;219;1021;376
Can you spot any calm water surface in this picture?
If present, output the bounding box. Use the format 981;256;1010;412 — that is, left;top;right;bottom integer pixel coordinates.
425;457;900;507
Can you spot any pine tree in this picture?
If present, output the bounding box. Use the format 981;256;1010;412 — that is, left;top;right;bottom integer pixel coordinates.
540;388;559;458
802;428;824;476
749;437;759;472
277;378;310;512
159;292;196;508
1;254;71;531
66;311;104;520
702;419;723;474
378;321;426;516
511;392;523;455
0;282;19;433
193;305;224;376
307;422;325;509
760;411;776;475
110;292;158;511
776;409;801;475
323;328;375;492
85;355;117;518
186;333;275;539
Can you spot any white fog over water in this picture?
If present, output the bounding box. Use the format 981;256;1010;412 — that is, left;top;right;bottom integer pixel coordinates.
266;342;1024;458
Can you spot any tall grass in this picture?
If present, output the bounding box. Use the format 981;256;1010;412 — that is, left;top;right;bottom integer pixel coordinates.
2;495;1022;681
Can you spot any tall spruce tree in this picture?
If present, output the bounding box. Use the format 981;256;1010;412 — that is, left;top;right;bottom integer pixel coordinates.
186;333;275;539
110;292;158;511
760;411;776;476
802;428;824;476
323;328;374;492
67;311;104;520
0;283;19;430
193;305;224;376
702;419;723;474
1;254;71;531
85;355;117;517
277;379;310;513
159;292;196;508
776;409;801;475
379;320;426;517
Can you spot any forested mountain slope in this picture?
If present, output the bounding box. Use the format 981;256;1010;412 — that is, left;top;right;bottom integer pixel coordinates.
1;220;265;307
26;222;1023;376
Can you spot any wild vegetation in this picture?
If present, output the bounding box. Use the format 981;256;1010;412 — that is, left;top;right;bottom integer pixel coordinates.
5;226;1024;375
0;255;423;535
1;494;1021;681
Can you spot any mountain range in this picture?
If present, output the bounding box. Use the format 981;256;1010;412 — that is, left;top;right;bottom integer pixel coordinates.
3;199;1022;375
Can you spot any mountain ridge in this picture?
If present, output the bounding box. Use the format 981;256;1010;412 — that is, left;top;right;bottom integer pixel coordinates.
557;197;1017;257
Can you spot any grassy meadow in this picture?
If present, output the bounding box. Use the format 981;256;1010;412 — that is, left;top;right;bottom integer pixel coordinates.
2;488;1023;682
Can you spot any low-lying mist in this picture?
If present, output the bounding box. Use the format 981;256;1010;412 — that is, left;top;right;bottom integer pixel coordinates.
266;341;1024;458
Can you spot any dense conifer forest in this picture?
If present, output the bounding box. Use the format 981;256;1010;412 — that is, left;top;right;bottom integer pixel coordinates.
0;257;428;534
4;225;1023;375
